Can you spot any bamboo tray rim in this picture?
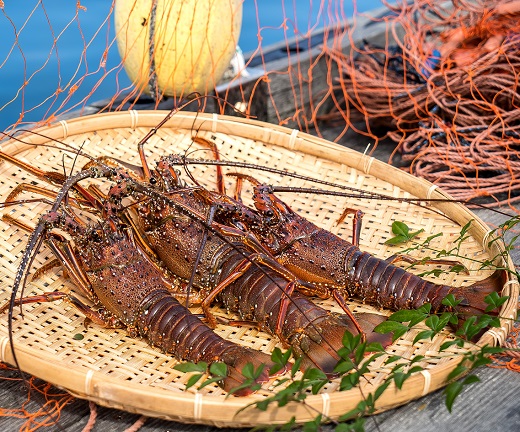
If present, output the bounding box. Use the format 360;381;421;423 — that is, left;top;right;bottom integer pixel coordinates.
0;110;517;427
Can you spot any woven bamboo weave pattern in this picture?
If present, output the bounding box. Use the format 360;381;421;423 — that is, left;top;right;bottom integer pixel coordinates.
0;112;517;426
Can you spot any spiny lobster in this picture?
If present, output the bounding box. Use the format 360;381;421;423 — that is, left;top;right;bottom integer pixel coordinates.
0;166;282;396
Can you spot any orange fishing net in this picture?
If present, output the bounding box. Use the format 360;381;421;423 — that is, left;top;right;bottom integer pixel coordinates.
0;0;519;428
0;363;74;431
323;0;520;209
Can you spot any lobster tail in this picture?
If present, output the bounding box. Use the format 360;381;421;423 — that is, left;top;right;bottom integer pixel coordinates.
287;309;392;378
138;291;278;396
452;269;507;318
216;345;282;395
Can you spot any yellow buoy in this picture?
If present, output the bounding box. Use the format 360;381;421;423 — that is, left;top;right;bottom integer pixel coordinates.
114;0;243;97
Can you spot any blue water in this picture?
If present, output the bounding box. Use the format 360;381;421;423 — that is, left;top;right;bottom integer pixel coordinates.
0;1;384;131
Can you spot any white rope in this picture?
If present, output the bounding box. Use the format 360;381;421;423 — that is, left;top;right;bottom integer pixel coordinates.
129;110;139;129
84;369;95;395
482;229;495;247
288;129;299;150
211;113;218;133
420;370;431;396
193;392;203;420
59;120;69;139
0;337;8;362
363;156;374;175
321;393;331;418
426;184;438;201
487;328;506;346
503;279;518;290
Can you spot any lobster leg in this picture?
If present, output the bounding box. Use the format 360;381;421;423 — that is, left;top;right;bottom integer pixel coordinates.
191;136;227;195
5;183;94;211
336;207;364;247
200;252;301;333
225;174;368;334
3;213;94;301
0;291;120;328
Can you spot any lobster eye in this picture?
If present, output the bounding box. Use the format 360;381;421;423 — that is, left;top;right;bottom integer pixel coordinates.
265;209;274;217
149;177;157;185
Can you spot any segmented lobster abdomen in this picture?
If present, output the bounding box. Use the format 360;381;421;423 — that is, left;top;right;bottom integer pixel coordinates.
343;249;504;317
136;289;242;363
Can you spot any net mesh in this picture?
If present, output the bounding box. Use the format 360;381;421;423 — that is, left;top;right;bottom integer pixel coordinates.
0;0;519;429
1;1;519;208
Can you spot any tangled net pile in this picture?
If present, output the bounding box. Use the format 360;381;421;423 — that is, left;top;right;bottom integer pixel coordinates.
324;0;520;209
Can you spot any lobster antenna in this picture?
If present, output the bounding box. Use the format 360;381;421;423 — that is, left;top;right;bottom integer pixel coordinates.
171;157;516;219
5;168;102;432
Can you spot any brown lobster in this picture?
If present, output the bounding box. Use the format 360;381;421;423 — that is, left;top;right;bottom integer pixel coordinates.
210;171;507;327
99;159;392;377
152;139;507;329
1;168;281;396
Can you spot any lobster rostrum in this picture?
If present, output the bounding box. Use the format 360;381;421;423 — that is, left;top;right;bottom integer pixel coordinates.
1;167;281;396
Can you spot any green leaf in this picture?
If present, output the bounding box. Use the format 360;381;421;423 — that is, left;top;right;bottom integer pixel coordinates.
445;380;463;412
424;232;443;244
374;321;409;341
311;380;328;395
393;372;409;389
339;372;360;391
279;417;296;431
385;355;402;365
342;331;362;352
481;346;504;355
387;309;424;323
450;264;467;274
484;292;509;312
442;294;462;308
209;362;227;377
334;358;355;375
459;220;473;238
440;339;464;351
463;375;480;386
174;361;207;374
199;376;225;389
338;400;367;421
336;417;366;432
408;365;424;374
255;399;271;411
303;367;327;381
408;229;425;240
291;356;303;377
384;234;409;245
185;373;203;390
271;347;284;364
392;221;410;237
365;342;385;353
447;364;467;381
72;333;84;340
303;415;321;432
445;373;480;413
373;380;391;401
413;330;435;344
425;315;439;330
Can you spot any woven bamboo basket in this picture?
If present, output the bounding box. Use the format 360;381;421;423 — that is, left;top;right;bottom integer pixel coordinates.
0;111;517;427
